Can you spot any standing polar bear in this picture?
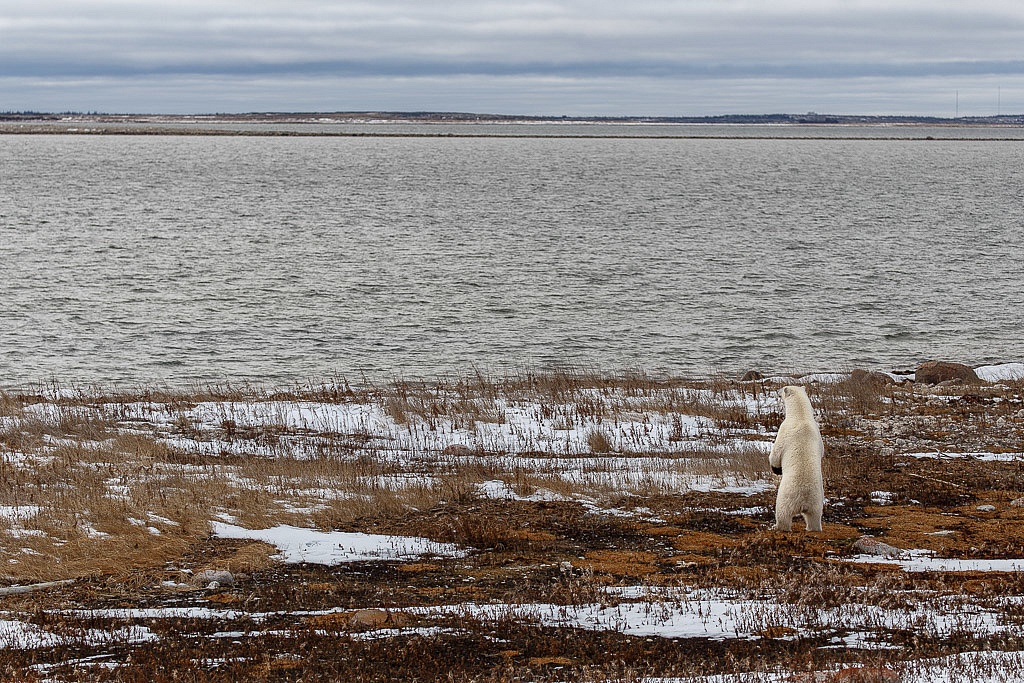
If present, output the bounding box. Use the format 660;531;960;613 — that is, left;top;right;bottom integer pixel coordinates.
769;385;824;532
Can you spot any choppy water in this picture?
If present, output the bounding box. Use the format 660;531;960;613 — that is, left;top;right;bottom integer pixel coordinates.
2;127;1023;388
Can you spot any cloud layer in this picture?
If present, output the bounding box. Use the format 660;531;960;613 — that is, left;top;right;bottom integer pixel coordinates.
2;1;1023;115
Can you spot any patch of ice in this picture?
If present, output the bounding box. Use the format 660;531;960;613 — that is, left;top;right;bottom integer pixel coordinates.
349;626;456;641
133;396;764;459
870;490;896;505
900;650;1024;683
975;363;1024;382
476;480;569;503
794;373;848;384
80;523;110;539
277;501;331;515
882;371;915;381
210;522;468;564
0;620;156;650
477;480;516;499
0;619;68;649
147;514;180;527
405;599;756;641
66;607;250;620
401;588;1013;642
725;506;770;517
469;457;768;497
821;630;903;650
644;651;1024;682
639;674;790;683
6;529;47;538
903;451;1024;462
846;549;1024;573
705;480;773;496
0;506;40;522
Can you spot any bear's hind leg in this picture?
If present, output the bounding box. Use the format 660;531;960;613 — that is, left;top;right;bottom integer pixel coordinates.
774;507;793;532
802;508;823;532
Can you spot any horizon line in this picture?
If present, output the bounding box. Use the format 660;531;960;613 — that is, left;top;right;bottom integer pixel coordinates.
4;110;1024;122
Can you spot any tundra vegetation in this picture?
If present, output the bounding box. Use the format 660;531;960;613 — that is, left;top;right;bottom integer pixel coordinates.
1;368;1023;681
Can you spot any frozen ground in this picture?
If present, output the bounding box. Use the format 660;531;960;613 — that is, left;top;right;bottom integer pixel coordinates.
2;365;1024;679
210;522;468;564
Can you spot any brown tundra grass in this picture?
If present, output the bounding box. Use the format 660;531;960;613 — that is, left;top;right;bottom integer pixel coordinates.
0;369;1023;680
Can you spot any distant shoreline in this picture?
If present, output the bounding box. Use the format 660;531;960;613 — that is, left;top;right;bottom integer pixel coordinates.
4;123;1024;141
4;111;1024;139
4;111;1024;126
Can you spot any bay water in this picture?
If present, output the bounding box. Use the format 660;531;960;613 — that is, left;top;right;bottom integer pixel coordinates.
2;127;1023;389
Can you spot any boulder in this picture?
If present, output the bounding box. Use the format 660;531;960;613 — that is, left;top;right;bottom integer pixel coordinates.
740;370;764;381
347;609;411;628
306;609;411;630
192;569;234;587
914;361;979;384
852;536;902;558
849;369;896;386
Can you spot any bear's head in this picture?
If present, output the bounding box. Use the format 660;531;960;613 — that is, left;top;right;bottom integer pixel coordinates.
780;385;808;401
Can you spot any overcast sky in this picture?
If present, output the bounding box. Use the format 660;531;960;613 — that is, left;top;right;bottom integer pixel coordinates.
2;1;1023;116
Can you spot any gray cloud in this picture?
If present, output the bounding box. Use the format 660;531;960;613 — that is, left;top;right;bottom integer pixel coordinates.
2;1;1023;114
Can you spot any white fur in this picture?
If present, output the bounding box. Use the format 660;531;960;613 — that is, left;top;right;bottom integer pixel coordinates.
768;385;824;532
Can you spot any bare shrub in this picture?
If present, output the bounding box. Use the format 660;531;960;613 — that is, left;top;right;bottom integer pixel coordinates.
586;428;613;454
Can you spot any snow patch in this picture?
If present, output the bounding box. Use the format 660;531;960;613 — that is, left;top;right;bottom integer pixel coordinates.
210;522;467;564
846;549;1024;573
975;363;1024;382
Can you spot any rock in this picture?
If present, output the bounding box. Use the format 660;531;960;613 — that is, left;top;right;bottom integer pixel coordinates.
347;609;411;629
914;361;979;385
976;504;997;512
1010;497;1024;508
306;609;411;630
441;444;474;456
740;370;764;381
192;569;234;587
850;369;896;386
852;536;903;558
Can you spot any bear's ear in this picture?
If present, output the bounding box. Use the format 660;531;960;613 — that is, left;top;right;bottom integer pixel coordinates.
781;387;791;398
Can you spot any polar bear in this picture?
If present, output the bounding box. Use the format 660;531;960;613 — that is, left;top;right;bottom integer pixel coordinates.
768;385;824;532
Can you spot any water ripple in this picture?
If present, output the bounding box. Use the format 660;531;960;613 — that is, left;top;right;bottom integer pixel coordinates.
2;134;1023;388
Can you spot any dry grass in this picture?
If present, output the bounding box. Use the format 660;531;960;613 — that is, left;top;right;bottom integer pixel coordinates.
0;390;22;418
0;370;1023;680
